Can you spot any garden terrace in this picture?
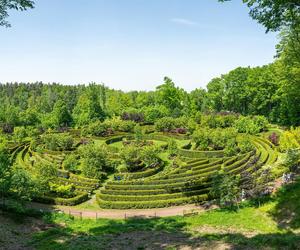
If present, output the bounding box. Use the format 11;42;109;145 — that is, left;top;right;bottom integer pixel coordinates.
96;131;279;209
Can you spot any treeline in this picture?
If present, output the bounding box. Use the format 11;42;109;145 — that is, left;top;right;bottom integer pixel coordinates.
0;61;298;130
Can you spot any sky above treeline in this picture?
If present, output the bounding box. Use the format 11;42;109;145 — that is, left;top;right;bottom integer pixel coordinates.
0;0;278;91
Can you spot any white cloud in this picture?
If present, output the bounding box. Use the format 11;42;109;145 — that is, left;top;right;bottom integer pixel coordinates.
170;18;198;26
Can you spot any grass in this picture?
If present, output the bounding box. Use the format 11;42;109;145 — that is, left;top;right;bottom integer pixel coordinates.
25;178;300;249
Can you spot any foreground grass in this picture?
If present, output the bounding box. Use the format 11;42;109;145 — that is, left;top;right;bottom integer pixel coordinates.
28;203;298;249
2;178;300;249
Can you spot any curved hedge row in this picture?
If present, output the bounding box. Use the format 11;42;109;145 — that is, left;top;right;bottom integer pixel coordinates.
177;148;224;158
35;192;89;206
98;189;210;202
97;194;208;209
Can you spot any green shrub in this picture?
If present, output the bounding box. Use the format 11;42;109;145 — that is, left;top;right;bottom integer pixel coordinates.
97;194;208;209
35;192;89;206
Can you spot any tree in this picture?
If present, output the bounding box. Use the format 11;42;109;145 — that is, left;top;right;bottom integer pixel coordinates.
79;144;112;180
73;92;105;126
220;0;300;32
155;77;185;116
0;0;34;27
0;144;11;200
10;164;36;202
51;100;73;128
210;171;241;208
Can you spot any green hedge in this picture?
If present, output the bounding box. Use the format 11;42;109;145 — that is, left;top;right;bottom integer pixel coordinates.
105;179;211;191
115;164;163;180
224;151;254;172
69;173;99;184
97;194;208;209
177;148;224;158
100;188;169;196
98;188;210;202
35;192;88;206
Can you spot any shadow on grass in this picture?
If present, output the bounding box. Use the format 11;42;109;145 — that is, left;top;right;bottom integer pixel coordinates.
269;178;300;230
28;213;300;250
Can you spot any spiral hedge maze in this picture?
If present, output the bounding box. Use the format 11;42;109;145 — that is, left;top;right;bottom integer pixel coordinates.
8;130;279;209
96;134;279;209
8;139;100;206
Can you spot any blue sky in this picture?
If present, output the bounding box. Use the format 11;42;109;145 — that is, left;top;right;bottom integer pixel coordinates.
0;0;278;91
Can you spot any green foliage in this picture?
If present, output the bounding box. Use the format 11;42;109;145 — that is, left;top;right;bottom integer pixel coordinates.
192;127;238;151
134;124;143;143
10;164;36;202
220;0;300;32
42;133;74;151
234;116;267;134
155;117;188;132
238;136;255;154
140;145;161;166
0;0;34;27
210;171;240;207
79;143;112;180
142;105;169;123
168;139;178;156
34;162;57;195
120;145;142;172
62;153;79;173
279;130;299;152
284;148;300;172
72;91;105;126
13;126;28;142
0;144;11;195
49;183;75;198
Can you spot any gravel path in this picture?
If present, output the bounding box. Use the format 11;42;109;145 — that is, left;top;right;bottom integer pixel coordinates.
28;202;212;219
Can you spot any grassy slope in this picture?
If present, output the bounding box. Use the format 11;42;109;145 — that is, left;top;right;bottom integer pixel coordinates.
22;178;300;250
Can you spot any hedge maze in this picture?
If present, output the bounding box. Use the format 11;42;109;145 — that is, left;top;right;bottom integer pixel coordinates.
96;134;278;209
9;140;100;206
8;128;279;210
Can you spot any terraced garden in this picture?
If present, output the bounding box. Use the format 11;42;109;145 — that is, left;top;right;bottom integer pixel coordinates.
96;133;279;209
7;121;282;211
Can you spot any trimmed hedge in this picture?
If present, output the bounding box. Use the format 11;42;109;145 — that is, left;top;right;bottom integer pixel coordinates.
98;188;210;202
105;179;211;191
34;192;89;206
97;194;208;209
115;164;163;180
177;148;224;158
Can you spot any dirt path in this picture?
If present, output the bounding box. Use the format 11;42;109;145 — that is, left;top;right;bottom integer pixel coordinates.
27;202;213;219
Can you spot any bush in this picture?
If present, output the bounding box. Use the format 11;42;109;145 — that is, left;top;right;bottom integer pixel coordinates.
142;106;169;124
154;117;189;132
279;130;299;152
192;127;238;151
42;133;74;151
63;153;79;173
234;116;268;134
49;183;75;198
121;110;144;123
79;143;112;180
238;136;255;153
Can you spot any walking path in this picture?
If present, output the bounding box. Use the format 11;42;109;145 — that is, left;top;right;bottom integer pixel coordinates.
27;202;213;219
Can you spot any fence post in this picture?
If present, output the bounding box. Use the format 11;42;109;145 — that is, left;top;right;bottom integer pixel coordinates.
80;212;82;220
96;212;98;221
69;210;71;217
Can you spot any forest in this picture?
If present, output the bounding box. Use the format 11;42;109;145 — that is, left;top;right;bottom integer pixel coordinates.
0;0;300;249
